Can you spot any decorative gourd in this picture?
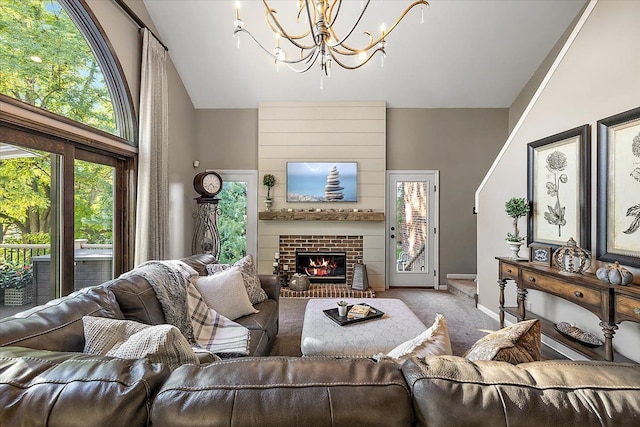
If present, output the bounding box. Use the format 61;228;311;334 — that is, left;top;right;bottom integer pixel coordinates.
289;273;310;291
596;261;634;286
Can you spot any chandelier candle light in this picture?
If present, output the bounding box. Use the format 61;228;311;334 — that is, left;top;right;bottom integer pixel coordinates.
233;0;429;88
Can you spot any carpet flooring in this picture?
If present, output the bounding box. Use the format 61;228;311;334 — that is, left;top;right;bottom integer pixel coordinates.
269;288;500;357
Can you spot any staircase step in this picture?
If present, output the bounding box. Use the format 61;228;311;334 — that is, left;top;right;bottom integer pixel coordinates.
447;278;478;307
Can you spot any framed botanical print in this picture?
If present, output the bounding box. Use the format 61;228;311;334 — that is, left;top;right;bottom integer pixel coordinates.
596;107;640;268
527;125;591;250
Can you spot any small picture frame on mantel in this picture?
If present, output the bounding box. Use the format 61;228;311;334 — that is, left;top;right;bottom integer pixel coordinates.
529;243;553;266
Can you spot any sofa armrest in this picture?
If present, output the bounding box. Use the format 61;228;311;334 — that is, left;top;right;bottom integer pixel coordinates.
402;355;640;427
258;275;280;301
0;346;171;427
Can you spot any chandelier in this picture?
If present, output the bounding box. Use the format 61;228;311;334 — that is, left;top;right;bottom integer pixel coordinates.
233;0;429;85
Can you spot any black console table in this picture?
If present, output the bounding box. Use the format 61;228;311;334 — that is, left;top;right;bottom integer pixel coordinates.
497;257;639;363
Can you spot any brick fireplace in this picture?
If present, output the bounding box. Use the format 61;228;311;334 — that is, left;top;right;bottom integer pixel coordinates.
278;235;363;285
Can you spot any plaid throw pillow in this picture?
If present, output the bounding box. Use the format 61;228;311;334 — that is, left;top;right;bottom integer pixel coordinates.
187;282;250;356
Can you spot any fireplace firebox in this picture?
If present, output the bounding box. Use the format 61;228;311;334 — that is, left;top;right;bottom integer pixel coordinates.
296;251;347;284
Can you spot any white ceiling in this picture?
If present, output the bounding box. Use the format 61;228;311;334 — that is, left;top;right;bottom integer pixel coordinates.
143;0;586;109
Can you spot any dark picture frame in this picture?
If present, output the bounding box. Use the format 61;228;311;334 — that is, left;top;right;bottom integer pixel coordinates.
528;243;552;266
596;107;640;268
527;125;591;250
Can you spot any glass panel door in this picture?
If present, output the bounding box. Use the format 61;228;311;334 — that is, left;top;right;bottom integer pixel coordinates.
387;171;439;288
216;171;257;263
0;143;61;311
73;158;114;291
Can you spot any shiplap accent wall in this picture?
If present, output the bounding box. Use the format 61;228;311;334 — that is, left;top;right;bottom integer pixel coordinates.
258;101;387;290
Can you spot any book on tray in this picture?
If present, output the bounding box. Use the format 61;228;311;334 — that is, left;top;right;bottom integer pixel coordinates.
347;304;371;319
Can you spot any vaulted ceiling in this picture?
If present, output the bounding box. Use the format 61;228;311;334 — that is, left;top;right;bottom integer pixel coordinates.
143;0;586;109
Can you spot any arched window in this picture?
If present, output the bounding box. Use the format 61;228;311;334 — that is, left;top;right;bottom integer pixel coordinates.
0;0;136;313
0;0;136;142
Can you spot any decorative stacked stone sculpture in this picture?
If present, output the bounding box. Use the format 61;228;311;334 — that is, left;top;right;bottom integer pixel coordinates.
324;166;344;201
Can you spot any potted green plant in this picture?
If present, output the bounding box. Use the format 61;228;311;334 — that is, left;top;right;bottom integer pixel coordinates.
0;263;34;306
263;173;276;211
505;197;530;259
337;300;348;317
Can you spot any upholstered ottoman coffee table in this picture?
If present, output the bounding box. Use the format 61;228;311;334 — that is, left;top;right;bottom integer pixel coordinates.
301;298;427;357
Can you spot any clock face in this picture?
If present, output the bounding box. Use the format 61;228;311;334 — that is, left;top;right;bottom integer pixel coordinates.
203;174;221;195
194;171;223;197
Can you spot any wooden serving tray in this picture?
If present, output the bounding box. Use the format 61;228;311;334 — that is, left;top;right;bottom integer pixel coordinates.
323;303;384;326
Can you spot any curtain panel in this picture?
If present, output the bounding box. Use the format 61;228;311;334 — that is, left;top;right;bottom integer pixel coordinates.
135;28;169;265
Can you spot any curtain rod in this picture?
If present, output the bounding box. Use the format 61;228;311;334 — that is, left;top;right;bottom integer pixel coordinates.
113;0;169;51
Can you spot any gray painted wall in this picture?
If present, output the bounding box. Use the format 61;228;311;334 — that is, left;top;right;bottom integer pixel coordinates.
387;109;507;280
196;107;508;284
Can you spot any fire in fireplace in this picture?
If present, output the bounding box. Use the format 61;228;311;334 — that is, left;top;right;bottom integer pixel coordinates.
296;251;347;283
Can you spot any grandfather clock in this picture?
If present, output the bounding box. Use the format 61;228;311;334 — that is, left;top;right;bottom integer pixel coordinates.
192;171;223;258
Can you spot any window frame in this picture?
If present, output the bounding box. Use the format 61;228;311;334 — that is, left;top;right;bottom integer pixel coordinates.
0;0;138;293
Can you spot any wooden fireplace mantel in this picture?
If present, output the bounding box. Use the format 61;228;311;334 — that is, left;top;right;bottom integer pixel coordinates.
259;211;385;221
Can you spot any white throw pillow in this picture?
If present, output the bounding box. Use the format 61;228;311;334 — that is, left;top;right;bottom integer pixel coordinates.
191;266;258;320
82;316;199;369
206;255;268;305
383;314;453;364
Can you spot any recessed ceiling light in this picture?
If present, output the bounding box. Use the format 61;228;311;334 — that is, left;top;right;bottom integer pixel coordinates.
30;55;42;63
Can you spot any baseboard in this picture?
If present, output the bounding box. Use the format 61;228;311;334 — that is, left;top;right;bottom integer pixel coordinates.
446;273;477;280
477;303;500;322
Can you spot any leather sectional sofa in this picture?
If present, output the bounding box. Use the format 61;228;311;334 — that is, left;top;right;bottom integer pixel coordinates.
1;255;639;426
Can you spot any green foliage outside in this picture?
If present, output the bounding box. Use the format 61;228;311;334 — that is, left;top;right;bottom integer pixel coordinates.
0;1;116;260
217;182;248;264
0;153;114;252
0;0;116;134
74;160;113;244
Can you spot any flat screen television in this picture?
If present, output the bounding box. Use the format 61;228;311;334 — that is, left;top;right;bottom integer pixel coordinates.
286;162;357;202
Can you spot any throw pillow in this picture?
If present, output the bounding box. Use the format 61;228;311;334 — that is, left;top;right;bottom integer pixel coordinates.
82;316;199;369
463;319;541;364
191;266;259;320
186;282;250;356
382;314;453;364
206;255;268;305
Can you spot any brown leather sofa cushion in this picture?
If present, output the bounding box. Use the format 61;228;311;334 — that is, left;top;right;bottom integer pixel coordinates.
151;357;413;427
402;355;640;427
107;275;166;325
0;287;123;352
0;346;171;427
181;253;217;276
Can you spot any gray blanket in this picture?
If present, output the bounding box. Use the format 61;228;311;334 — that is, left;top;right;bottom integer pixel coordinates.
119;260;198;343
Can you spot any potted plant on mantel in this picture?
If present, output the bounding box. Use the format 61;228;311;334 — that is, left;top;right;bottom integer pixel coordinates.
505;197;530;260
263;173;276;211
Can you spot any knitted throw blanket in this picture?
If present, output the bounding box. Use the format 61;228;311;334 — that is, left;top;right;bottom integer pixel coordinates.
120;260;197;343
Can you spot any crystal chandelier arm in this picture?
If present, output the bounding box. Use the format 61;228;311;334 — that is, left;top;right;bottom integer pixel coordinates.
263;4;315;50
234;27;317;65
328;0;429;53
325;0;342;29
328;45;384;70
325;0;371;48
284;48;322;73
